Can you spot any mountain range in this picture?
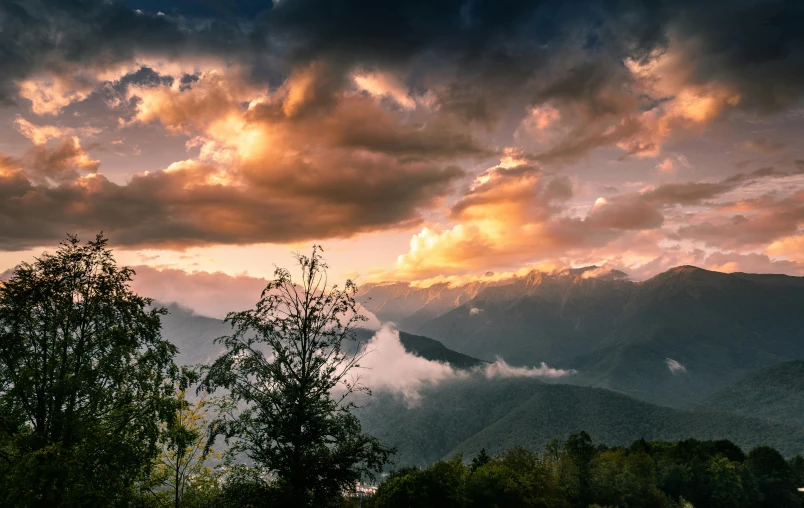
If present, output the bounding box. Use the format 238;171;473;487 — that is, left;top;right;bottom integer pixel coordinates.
698;360;804;428
357;376;804;466
156;265;804;467
361;266;804;408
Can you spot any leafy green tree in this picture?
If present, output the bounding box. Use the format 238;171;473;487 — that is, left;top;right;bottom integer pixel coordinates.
791;455;804;488
565;431;596;505
467;448;568;508
142;387;221;507
374;456;469;508
543;438;577;498
217;464;279;508
746;446;802;508
590;449;668;508
653;439;742;506
707;455;761;508
201;247;393;507
0;234;179;507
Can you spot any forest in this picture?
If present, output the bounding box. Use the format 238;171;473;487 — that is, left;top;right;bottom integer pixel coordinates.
366;433;804;508
1;235;803;508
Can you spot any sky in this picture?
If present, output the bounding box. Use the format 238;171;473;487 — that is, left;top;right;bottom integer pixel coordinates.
1;0;803;304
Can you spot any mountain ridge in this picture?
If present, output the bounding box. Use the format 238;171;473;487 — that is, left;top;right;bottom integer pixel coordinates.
697;360;804;427
364;266;804;408
358;376;804;467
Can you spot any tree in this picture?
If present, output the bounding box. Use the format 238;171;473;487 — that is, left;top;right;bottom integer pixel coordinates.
143;387;221;508
201;246;393;507
374;456;469;508
746;446;801;508
0;234;179;507
467;448;568;508
590;449;668;508
470;448;491;473
565;431;596;505
707;456;760;508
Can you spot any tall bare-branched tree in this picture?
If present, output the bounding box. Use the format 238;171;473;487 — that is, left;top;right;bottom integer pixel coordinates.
201;246;393;507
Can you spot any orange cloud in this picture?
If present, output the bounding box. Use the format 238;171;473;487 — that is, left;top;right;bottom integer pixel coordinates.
0;64;471;250
353;69;416;109
390;153;667;280
619;40;741;157
677;190;804;250
766;235;804;261
704;251;804;276
523;39;742;165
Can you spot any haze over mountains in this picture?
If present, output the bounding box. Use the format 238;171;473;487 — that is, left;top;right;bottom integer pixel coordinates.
361;265;804;408
157;264;804;466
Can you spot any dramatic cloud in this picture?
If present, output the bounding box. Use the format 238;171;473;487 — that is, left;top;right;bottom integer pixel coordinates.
357;326;460;403
357;325;574;403
391;153;670;279
703;251;804;276
766;235;804;262
677;190;804;250
0;0;802;282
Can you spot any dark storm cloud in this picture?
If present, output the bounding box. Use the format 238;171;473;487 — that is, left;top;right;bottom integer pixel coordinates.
0;149;464;250
4;0;801;121
1;0;802;253
0;0;265;105
670;0;804;113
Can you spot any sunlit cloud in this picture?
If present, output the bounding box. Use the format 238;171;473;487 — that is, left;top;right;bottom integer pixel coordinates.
0;0;802;286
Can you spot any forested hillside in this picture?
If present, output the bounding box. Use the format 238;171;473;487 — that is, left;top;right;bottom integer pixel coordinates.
385;267;804;408
699;360;804;427
358;376;804;467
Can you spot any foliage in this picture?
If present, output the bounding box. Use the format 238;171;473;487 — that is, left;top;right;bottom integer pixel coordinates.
590;449;667;507
372;434;804;508
469;448;491;472
0;234;179;507
372;456;469;508
746;446;802;507
141;386;221;507
215;464;279;508
358;376;804;468
466;447;568;508
700;360;804;427
201;246;394;507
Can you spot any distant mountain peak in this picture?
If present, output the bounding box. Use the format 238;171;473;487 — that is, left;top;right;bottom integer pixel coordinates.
519;265;629;287
648;265;729;287
667;265;709;275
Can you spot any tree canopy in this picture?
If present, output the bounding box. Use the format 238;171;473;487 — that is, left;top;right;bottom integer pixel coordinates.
0;234;179;506
202;246;393;507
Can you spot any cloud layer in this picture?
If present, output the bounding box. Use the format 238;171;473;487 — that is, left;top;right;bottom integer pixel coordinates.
0;0;802;283
357;325;575;403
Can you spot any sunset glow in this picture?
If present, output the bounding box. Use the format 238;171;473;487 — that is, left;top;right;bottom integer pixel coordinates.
1;0;802;308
